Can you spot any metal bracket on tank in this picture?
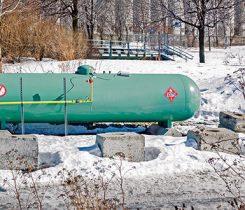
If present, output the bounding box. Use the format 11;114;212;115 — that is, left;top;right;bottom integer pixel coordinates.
158;120;172;128
0;121;6;130
20;77;25;134
64;78;68;136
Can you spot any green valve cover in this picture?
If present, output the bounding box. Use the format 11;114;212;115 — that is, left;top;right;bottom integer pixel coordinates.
0;70;200;125
76;65;94;75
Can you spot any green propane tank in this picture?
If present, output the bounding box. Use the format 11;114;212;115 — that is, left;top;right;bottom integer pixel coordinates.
0;65;200;129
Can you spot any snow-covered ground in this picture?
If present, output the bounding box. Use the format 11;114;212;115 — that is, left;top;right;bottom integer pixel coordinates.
1;46;245;209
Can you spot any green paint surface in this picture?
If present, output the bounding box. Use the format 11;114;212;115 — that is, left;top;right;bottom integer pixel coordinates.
0;73;200;123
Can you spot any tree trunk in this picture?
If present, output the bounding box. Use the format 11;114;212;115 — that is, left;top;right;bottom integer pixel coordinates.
84;0;94;40
90;0;94;40
86;23;94;40
72;0;79;58
72;0;78;34
198;27;205;63
199;0;206;63
72;18;78;34
90;24;94;40
215;25;219;47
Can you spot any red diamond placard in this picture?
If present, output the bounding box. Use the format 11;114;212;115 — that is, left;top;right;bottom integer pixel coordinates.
0;84;6;97
164;87;178;102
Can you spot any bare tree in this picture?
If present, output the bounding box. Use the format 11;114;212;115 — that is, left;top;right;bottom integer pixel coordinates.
42;0;112;40
41;0;80;33
234;0;244;36
150;0;171;34
158;0;239;63
113;0;133;41
133;0;150;34
81;0;110;40
97;4;116;40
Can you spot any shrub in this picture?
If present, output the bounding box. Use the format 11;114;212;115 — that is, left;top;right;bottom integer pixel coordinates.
0;9;87;62
225;68;245;101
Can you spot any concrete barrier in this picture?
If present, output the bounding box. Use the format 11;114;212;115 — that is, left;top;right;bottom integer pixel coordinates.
219;111;245;133
187;127;240;155
0;130;11;137
0;131;38;170
96;132;145;162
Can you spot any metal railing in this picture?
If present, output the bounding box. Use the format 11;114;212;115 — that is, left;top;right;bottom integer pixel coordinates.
161;44;194;60
90;39;193;61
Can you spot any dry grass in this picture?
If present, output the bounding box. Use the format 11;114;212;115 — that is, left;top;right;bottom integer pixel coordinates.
3;155;133;209
0;9;87;62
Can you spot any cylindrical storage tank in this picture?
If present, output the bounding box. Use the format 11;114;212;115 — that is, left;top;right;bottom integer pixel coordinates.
0;69;200;127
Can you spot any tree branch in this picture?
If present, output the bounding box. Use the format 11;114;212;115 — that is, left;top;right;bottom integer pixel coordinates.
0;0;21;17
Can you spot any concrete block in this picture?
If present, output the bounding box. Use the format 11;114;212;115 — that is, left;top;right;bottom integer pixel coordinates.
219;111;245;133
96;132;145;162
146;124;182;137
0;130;11;137
0;134;38;170
187;127;240;155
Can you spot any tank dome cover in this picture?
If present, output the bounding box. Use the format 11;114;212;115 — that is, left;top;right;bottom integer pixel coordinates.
76;65;94;75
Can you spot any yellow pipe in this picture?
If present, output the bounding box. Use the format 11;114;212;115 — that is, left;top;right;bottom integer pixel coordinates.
0;99;92;105
0;78;94;106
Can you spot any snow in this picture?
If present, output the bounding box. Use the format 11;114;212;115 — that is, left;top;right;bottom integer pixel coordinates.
1;46;245;208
